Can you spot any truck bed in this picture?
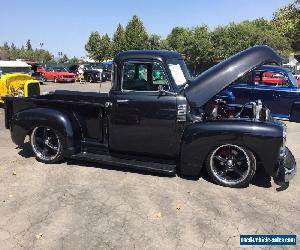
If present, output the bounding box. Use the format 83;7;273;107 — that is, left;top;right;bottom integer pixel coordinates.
4;90;109;143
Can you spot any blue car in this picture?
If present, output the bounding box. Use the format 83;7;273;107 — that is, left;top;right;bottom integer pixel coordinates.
220;65;300;122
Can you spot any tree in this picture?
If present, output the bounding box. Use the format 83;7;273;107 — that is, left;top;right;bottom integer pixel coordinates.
58;54;68;63
124;15;149;50
148;34;161;49
69;56;79;64
101;33;113;60
10;43;18;60
165;27;191;54
186;26;214;73
85;31;112;61
272;0;300;51
112;23;126;55
85;31;102;61
211;19;291;59
165;26;213;73
26;39;33;51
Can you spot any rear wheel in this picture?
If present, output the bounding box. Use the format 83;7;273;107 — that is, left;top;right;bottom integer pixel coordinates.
30;127;65;163
206;144;256;187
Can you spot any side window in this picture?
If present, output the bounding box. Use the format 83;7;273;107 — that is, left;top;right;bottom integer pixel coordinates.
122;61;170;91
255;71;289;87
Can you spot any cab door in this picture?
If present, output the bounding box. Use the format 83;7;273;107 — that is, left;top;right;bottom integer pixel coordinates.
108;60;178;158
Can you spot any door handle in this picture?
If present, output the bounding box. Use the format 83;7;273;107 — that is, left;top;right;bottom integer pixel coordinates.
116;99;129;103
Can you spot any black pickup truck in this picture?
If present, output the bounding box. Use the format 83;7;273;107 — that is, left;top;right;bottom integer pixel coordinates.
4;46;297;188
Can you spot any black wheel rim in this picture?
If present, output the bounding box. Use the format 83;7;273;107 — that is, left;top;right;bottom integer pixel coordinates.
210;144;250;185
31;127;60;161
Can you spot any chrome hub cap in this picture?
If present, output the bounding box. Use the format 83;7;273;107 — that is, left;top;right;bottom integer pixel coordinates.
31;127;61;161
210;144;250;185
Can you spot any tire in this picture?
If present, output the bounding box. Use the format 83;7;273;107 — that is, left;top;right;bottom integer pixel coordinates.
30;126;65;164
206;144;256;188
53;77;57;83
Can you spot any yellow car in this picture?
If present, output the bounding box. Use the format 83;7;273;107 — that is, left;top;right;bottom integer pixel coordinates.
0;61;40;103
0;73;40;103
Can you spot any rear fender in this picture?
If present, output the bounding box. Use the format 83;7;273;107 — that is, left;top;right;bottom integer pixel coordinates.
180;121;283;178
10;108;81;156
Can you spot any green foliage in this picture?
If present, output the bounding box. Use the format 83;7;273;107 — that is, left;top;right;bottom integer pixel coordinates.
211;19;291;59
85;31;102;61
68;56;80;64
26;39;33;51
166;26;213;72
85;32;112;61
0;42;53;62
124;15;149;50
148;34;161;49
58;54;69;64
272;0;300;51
112;24;126;55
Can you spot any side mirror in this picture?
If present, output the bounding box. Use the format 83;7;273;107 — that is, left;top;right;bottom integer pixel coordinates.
158;85;176;96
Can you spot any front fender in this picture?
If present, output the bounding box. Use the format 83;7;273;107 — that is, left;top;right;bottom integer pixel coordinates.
10;108;81;156
180;120;284;178
290;102;300;122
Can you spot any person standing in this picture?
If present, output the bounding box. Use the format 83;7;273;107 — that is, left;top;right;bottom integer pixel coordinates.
77;64;85;84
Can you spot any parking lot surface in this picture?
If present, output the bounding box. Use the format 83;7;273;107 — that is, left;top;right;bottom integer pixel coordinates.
0;82;299;250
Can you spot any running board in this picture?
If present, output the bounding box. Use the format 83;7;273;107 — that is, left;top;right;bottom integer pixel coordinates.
70;152;176;174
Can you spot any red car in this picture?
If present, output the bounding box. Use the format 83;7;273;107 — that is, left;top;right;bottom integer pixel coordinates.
255;71;288;85
294;75;300;85
44;67;76;83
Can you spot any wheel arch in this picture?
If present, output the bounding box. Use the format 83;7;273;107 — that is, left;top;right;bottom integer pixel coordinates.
179;121;283;178
10;107;82;156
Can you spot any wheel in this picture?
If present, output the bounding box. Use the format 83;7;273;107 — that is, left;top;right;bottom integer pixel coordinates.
206;144;256;188
53;77;57;83
30;126;65;163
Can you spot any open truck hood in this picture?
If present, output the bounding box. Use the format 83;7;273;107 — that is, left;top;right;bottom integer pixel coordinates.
184;45;282;108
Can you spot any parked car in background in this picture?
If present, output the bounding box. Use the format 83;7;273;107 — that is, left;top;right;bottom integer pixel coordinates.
90;62;103;81
31;72;45;84
294;74;300;85
0;61;40;103
221;65;300;122
44;67;76;83
69;64;101;83
0;73;40;103
101;61;112;82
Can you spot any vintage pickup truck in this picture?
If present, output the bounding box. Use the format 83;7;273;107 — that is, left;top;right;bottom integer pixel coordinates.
4;46;297;188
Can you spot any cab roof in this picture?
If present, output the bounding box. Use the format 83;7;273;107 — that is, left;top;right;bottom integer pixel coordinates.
113;50;183;63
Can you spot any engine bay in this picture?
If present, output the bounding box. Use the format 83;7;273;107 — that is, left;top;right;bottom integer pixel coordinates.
202;99;271;121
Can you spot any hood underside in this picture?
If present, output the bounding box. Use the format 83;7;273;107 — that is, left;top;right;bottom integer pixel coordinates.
185;45;282;108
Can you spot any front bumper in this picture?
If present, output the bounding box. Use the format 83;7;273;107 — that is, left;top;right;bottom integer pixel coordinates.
275;147;297;183
57;78;76;82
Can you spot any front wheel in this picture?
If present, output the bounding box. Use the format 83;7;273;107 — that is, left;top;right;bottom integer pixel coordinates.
30;127;65;163
206;144;256;188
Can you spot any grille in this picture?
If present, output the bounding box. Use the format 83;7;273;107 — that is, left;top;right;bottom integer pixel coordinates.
27;83;40;96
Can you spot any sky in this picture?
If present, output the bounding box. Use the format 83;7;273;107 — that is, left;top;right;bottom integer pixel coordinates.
1;0;293;58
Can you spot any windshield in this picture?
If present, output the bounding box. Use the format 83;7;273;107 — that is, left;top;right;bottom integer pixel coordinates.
167;59;191;86
0;67;31;74
54;67;68;72
288;71;298;87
